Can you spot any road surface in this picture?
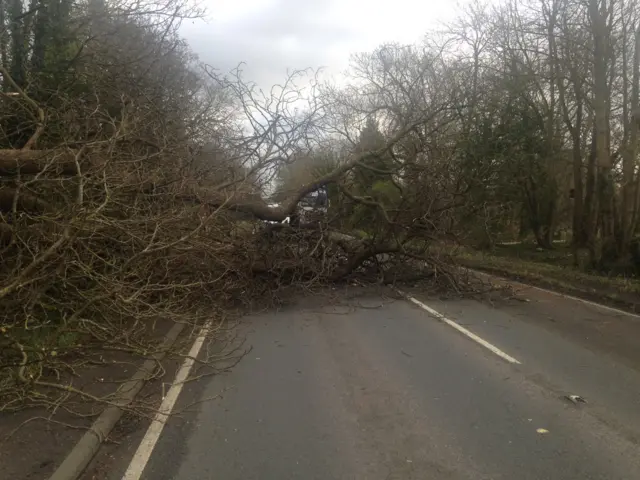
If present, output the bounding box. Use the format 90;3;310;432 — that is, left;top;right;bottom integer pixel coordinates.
111;286;640;480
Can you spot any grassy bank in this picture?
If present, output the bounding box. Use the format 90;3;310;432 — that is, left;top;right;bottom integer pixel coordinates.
453;242;640;313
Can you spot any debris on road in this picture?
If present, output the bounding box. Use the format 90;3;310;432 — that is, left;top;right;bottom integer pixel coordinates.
565;394;587;405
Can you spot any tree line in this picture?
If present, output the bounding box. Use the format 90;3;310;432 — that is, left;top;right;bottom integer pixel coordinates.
274;0;640;272
444;0;640;270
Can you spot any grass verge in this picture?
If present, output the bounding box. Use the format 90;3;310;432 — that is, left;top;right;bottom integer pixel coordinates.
452;243;640;314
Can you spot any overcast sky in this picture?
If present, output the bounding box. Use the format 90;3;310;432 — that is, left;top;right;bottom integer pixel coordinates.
180;0;463;89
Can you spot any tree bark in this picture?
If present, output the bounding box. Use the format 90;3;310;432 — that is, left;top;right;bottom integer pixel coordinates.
584;124;599;260
0;0;8;91
0;149;78;176
588;0;611;265
622;22;640;253
8;0;25;88
557;4;587;247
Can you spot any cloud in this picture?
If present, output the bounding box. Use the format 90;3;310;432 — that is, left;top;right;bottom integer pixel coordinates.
180;0;458;88
181;0;358;87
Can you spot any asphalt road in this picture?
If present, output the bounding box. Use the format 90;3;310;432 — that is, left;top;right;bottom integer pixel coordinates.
112;288;640;480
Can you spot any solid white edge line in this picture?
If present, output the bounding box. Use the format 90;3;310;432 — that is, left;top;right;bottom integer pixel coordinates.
121;324;210;480
468;268;640;320
400;292;521;365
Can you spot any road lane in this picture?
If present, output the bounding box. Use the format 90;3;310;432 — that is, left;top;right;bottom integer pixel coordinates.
416;292;640;447
124;293;640;480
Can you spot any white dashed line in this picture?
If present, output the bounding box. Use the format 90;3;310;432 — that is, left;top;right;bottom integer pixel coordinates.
400;292;521;365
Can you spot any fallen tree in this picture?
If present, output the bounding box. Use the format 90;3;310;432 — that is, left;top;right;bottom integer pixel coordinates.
0;30;479;428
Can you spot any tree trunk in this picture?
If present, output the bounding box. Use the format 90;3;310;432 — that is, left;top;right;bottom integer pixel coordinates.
8;0;25;88
533;224;553;249
622;23;640;255
557;2;586;247
544;0;559;249
571;141;585;246
589;0;611;266
0;0;8;91
585;125;600;263
30;0;49;73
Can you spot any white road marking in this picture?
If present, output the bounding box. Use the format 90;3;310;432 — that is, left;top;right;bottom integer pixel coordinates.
122;324;210;480
401;293;521;365
468;268;640;320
